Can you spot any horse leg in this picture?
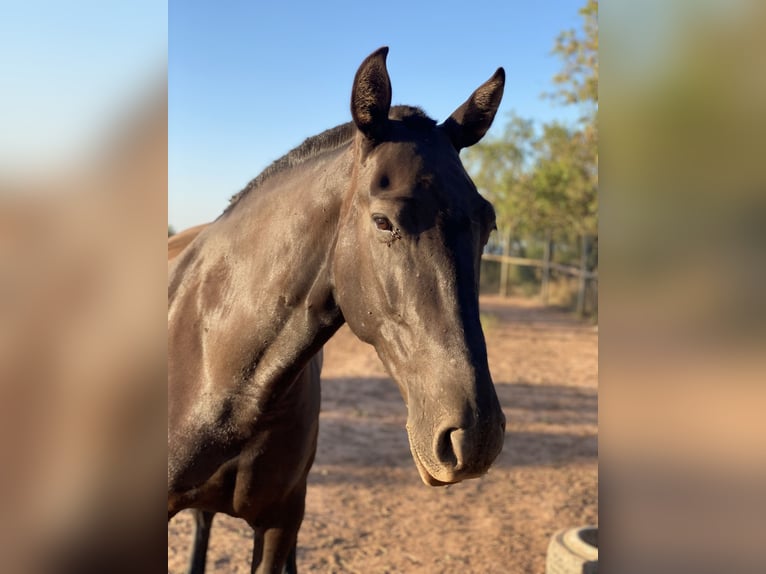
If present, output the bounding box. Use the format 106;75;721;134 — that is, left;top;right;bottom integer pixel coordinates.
251;534;297;574
248;490;305;574
284;544;298;574
187;509;215;574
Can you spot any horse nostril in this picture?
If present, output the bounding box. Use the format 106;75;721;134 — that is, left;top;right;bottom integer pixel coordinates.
435;427;466;471
435;427;459;468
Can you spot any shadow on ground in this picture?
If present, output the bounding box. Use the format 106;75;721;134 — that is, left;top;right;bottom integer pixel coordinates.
310;376;597;484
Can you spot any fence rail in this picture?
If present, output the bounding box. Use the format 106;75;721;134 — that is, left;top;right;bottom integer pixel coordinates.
481;254;598;280
480;253;598;317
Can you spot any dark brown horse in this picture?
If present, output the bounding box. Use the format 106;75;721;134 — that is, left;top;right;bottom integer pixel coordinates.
168;223;208;261
168;47;507;573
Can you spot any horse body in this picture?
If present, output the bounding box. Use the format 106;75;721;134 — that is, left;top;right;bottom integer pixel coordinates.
167;145;346;501
169;223;322;574
168;223;207;261
169;47;507;573
183;354;322;574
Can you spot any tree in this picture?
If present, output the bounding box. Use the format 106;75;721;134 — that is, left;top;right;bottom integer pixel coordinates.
529;122;597;239
465;0;598;312
547;0;598;237
465;113;535;239
549;0;598;315
469;0;598;242
464;113;539;295
550;0;598;114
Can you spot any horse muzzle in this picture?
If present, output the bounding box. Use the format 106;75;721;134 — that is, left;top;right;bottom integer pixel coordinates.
406;411;506;486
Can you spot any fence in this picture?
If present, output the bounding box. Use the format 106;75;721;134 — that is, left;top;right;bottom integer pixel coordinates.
480;253;598;317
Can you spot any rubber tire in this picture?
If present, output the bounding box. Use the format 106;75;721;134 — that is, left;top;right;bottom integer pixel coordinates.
545;526;598;574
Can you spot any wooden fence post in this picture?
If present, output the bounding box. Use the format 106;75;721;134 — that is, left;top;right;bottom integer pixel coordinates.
480;252;597;316
541;232;552;305
499;229;511;297
576;234;588;317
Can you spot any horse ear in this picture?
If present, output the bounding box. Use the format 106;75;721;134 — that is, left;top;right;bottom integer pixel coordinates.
351;47;392;142
441;67;505;150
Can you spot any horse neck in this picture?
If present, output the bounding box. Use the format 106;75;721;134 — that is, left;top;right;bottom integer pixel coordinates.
168;147;351;422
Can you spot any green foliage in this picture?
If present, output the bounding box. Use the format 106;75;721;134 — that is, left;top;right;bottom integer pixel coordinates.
168;225;176;237
547;0;598;237
464;114;535;236
467;116;597;241
550;0;598;115
530;122;597;237
466;0;598;251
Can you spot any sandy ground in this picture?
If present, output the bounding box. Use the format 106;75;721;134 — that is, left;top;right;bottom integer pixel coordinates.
168;295;598;573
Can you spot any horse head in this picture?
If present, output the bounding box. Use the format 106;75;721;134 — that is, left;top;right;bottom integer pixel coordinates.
333;48;506;485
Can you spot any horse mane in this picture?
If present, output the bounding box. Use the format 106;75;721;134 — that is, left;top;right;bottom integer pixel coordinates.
222;122;355;216
222;106;435;217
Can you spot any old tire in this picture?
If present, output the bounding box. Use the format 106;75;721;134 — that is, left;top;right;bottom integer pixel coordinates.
546;526;598;574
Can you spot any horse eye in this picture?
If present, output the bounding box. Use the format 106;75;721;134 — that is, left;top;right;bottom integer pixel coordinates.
372;215;393;232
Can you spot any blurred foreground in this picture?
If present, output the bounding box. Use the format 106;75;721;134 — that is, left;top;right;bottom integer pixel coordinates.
601;1;766;571
0;87;167;573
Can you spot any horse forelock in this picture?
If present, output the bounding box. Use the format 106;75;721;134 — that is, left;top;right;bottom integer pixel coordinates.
388;105;436;129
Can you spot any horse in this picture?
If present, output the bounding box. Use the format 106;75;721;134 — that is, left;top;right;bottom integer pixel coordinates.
168;46;507;573
170;224;322;574
168;224;208;261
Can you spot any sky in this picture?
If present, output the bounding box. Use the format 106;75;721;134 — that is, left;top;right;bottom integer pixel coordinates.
169;1;586;230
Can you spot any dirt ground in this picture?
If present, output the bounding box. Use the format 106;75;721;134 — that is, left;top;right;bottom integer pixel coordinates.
168;295;598;573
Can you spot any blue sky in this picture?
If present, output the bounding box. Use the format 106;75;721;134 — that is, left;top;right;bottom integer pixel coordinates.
169;1;586;230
